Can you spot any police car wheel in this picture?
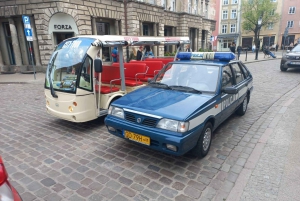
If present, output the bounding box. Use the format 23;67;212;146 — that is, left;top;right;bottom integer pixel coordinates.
280;64;287;71
191;122;212;158
236;95;248;116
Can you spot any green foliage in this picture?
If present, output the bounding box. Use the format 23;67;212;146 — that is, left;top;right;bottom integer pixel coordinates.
241;0;281;33
164;52;176;56
198;48;213;52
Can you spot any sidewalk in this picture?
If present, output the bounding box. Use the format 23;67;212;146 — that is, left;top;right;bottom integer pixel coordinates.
0;51;283;84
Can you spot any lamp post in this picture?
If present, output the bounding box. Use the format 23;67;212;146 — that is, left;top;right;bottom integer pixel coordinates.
255;18;262;60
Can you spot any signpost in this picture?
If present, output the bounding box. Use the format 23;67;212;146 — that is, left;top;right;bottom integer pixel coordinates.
22;15;36;79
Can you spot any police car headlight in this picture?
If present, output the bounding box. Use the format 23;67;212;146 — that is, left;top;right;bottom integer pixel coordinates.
108;106;124;119
157;119;189;133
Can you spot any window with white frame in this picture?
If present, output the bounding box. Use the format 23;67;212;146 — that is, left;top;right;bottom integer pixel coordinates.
222;25;227;33
232;0;238;4
148;0;155;4
288;21;294;28
289;7;296;14
231;9;237;19
223;0;229;5
269;9;275;15
222;10;228;19
194;0;198;14
171;0;176;11
230;24;236;33
188;0;192;13
270;0;276;2
162;0;166;9
267;23;273;29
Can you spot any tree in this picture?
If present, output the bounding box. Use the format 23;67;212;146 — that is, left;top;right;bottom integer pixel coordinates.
241;0;280;59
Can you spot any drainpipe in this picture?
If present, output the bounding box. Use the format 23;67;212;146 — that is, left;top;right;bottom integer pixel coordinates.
124;0;129;62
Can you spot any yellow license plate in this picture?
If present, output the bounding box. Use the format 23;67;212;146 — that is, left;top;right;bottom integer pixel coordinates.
124;131;150;146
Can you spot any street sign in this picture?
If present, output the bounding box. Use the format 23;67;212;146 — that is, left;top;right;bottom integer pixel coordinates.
22;15;33;41
22;15;36;79
24;28;33;41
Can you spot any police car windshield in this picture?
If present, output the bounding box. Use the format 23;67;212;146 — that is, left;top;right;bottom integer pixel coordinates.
154;63;219;93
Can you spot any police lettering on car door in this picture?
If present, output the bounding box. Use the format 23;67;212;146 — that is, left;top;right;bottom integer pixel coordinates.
221;93;239;111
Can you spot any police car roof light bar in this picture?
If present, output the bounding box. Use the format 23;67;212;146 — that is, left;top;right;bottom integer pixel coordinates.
177;52;235;61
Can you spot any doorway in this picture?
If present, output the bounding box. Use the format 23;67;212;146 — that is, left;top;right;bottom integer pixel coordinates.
54;32;74;45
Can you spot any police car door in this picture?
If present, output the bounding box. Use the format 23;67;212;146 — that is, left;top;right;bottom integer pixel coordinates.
220;65;236;121
230;62;247;108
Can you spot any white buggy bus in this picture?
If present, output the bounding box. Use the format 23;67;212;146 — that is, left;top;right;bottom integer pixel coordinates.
45;35;189;122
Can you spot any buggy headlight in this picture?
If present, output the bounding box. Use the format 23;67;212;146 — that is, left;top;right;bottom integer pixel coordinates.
157;118;189;133
108;106;124;119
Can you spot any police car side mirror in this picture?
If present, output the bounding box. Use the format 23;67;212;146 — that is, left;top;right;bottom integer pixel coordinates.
222;87;238;94
94;58;103;73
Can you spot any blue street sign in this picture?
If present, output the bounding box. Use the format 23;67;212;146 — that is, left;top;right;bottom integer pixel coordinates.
24;28;33;41
22;15;30;24
24;28;32;37
22;15;33;41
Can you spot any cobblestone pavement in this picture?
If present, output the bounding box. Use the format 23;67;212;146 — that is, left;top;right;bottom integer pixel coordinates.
1;60;300;201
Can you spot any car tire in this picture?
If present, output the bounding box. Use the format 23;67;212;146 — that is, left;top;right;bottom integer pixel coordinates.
191;122;212;158
280;63;287;71
236;95;248;116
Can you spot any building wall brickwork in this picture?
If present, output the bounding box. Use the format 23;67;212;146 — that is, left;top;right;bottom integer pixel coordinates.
0;0;215;72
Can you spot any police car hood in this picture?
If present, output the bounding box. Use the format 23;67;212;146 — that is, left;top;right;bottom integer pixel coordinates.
113;86;214;120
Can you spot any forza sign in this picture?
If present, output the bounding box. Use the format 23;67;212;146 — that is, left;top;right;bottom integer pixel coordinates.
54;25;72;30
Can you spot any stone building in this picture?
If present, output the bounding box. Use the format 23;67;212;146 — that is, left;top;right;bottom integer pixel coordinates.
0;0;215;73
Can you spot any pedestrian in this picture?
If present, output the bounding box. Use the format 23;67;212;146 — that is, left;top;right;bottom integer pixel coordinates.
111;46;118;63
237;45;242;60
276;44;279;52
186;44;192;52
144;45;154;58
129;47;137;61
137;46;143;61
230;42;236;54
252;44;256;53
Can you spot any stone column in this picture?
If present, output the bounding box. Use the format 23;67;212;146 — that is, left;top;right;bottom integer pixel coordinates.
30;17;41;66
193;29;197;51
8;18;22;66
0;49;4;71
16;20;29;66
91;17;97;35
171;27;176;53
153;23;157;57
140;21;143;36
114;20;119;35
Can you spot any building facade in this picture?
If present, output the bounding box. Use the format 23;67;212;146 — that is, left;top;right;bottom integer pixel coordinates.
279;0;300;49
0;0;215;73
215;0;241;51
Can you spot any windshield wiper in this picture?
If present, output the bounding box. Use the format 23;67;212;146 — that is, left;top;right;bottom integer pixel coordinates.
48;53;58;98
148;82;171;89
168;85;202;94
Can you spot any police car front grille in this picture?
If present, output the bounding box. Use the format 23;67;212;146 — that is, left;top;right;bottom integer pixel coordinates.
124;112;158;127
125;113;136;123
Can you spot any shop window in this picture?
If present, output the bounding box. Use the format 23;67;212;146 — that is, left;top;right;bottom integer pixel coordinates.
3;22;15;65
143;25;149;36
96;22;111;61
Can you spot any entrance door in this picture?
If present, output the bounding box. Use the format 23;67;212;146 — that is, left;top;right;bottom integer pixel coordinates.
54;32;74;45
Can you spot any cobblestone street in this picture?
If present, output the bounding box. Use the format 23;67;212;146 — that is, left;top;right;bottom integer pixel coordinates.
1;60;300;201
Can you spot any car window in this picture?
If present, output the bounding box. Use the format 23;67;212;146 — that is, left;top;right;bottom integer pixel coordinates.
238;63;249;78
221;65;234;90
231;63;244;84
79;56;92;91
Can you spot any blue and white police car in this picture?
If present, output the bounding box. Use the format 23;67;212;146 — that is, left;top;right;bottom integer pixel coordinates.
104;52;253;157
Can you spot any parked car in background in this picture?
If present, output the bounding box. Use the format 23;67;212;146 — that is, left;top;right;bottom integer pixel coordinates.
0;156;22;201
280;44;300;71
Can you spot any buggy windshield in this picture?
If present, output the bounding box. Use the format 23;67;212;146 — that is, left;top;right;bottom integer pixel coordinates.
45;37;95;93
